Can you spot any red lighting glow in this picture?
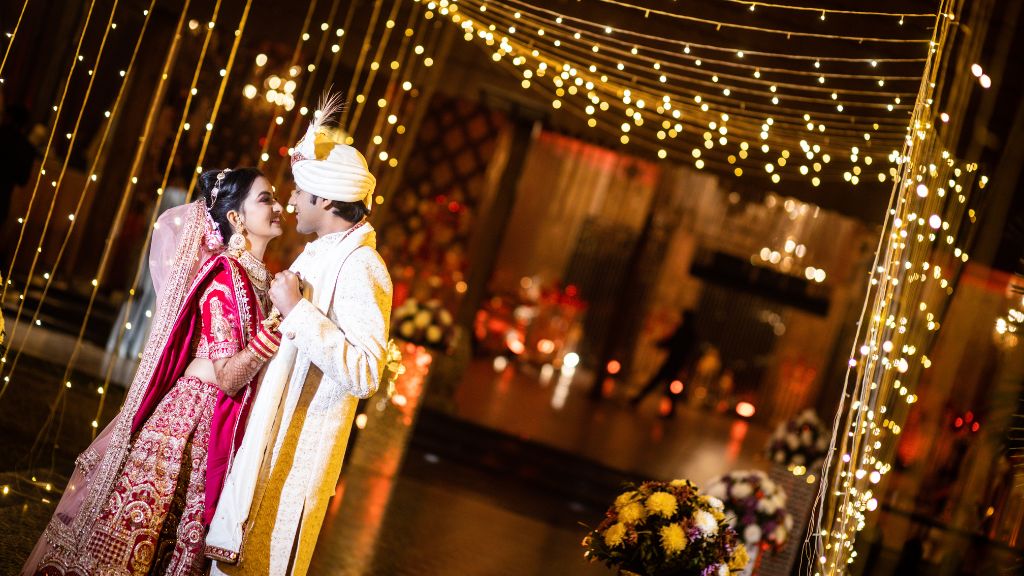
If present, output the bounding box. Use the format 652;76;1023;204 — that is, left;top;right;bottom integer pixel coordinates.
607;360;621;375
669;380;684;395
736;402;756;418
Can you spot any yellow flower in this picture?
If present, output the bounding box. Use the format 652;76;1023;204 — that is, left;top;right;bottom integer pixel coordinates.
615;490;638;508
670;479;691;488
711;508;725;521
604;523;627;547
645;491;679;518
618;501;648;524
659;524;688;554
729;545;750;570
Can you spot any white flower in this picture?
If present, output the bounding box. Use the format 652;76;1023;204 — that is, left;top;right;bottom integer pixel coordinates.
693;510;719;536
717;564;729;576
743;524;763;544
706;481;728;500
731;481;753;499
784;515;794;530
705;496;725;510
772;526;788;545
800;429;814;445
761;477;777;494
756;498;777;514
785;433;800;449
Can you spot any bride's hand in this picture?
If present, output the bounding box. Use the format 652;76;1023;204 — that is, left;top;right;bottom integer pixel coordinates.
270;271;303;317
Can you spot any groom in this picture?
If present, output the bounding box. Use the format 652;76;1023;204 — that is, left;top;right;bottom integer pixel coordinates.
206;96;393;576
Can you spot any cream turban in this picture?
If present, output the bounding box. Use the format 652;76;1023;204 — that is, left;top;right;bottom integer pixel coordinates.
291;93;376;209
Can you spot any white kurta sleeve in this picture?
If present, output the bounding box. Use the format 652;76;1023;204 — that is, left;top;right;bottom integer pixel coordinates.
279;248;392;399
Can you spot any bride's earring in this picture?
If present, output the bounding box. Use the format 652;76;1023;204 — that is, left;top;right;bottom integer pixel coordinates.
228;221;247;256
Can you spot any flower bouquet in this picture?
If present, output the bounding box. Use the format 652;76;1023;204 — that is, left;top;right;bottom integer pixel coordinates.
583;479;750;576
392;297;455;351
704;470;792;555
765;409;830;470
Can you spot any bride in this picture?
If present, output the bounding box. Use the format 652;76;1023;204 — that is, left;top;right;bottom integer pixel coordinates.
23;168;284;575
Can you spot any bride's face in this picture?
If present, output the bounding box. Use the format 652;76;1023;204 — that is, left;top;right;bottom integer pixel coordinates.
239;176;284;241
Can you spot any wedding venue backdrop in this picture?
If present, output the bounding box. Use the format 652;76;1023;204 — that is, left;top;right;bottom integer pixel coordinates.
0;0;1019;574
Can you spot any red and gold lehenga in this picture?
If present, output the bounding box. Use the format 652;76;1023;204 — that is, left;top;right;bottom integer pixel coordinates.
22;201;279;576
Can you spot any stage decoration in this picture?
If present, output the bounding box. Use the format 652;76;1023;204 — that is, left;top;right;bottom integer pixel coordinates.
705;470;792;574
765;409;830;471
809;1;993;573
392;297;456;351
582;478;749;576
423;0;937;190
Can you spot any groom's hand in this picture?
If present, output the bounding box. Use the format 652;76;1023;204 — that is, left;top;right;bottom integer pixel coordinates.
270;271;303;317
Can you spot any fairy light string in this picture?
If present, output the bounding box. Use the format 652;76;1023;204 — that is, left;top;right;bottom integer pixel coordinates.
808;2;991;573
1;1;158;407
711;1;936;18
472;2;916;123
0;0;120;374
1;0;99;305
364;0;423;165
343;0;404;142
82;0;253;437
424;0;932;189
100;0;211;407
256;0;320;168
270;0;345;187
337;0;385;134
373;15;452;204
0;0;30;79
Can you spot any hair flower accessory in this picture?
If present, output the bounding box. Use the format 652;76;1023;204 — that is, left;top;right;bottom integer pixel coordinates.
204;208;224;250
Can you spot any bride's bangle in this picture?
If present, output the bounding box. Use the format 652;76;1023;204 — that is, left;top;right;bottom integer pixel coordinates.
248;325;281;362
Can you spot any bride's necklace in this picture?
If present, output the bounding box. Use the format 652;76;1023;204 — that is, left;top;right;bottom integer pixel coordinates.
235;249;271;293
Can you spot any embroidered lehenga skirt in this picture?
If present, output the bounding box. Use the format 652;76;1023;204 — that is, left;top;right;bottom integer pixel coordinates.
59;376;218;576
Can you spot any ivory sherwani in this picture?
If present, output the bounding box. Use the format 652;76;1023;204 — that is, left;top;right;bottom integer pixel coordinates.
209;223;391;576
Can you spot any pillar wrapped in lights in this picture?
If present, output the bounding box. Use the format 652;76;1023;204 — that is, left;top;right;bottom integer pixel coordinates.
810;1;992;572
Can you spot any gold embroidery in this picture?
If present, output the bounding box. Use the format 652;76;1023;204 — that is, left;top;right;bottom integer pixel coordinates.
209;297;234;344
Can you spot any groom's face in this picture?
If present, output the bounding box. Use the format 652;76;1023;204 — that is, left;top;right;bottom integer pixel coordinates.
288;186;324;235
